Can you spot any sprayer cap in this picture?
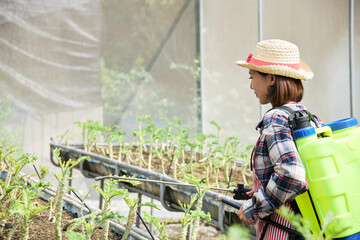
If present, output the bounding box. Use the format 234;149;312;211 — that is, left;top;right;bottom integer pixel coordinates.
294;126;316;140
324;118;358;132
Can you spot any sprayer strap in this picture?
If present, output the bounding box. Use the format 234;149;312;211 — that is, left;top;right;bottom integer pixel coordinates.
268;105;309;217
273;105;319;129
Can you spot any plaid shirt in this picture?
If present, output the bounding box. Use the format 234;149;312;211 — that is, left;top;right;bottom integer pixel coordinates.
243;102;322;223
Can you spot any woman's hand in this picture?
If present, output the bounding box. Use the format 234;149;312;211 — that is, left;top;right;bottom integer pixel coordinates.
245;189;254;197
237;205;256;225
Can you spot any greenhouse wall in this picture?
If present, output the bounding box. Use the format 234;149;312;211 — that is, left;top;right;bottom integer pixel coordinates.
0;0;359;177
202;0;360;144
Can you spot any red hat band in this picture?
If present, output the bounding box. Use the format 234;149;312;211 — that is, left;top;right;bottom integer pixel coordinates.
246;53;300;71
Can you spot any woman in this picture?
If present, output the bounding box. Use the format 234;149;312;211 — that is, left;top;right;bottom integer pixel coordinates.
235;39;322;240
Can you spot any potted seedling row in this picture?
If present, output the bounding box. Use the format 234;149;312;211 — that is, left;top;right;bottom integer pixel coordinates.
0;142;157;240
50;116;255;233
1;141;238;239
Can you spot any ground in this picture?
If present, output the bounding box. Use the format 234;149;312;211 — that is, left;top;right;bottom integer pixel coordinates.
0;198;225;240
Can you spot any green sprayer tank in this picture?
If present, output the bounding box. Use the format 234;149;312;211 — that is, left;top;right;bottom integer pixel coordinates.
294;117;360;238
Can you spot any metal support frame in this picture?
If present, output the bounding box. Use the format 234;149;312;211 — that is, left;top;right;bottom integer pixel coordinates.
50;141;250;234
349;0;355;117
159;184;182;212
136;193;142;228
99;179;104;210
199;0;204;133
258;0;265;119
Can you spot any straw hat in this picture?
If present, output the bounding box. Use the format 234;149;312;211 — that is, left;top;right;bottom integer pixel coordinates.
236;39;313;80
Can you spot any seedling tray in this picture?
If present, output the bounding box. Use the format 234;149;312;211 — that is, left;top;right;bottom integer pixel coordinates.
50;141;255;234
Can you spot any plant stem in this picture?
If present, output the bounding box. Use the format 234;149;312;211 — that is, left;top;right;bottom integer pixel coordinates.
204;167;209;185
55;178;66;240
179;222;190;240
173;155;178;180
20;218;29;240
62;210;100;231
225;163;230;183
121;209;136;240
148;148;152;171
190;149;194;175
190;192;207;240
215;168;219;188
102;201;111;240
48;197;54;221
7;215;19;240
118;145;123;162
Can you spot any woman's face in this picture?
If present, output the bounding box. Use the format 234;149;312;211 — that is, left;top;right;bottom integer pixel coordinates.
249;70;275;105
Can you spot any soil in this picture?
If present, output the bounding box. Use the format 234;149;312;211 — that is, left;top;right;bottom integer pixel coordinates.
0;198;120;240
0;197;225;240
91;145;253;190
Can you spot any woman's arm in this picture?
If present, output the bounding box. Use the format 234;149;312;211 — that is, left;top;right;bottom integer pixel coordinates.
242;111;308;221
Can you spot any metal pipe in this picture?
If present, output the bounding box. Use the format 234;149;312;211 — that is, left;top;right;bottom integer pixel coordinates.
349;0;355;117
99;179;104;210
199;0;204;133
258;0;265;118
95;175;235;192
50;142;249;233
135;193;142;228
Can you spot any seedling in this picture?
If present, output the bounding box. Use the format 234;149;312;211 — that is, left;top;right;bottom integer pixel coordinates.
64;210;125;240
160;117;181;154
64;178;128;240
9;180;50;240
143;211;171;240
107;126;126;161
123;142;134;164
57;130;73;146
0;146;37;233
74;120;108;152
93;176;159;240
144;120;162;171
118;180;158;240
184;175;211;240
178;195;197;240
0;178;23;233
153;148;169;175
92;178;129;239
70;116;255;194
52;148;89;240
65;187;93;237
210;120;223;140
133;115;151;168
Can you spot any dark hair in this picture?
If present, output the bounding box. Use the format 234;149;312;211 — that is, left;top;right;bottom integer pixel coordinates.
257;71;304;107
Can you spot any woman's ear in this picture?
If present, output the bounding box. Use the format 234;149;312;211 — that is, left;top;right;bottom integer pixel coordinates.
270;75;276;85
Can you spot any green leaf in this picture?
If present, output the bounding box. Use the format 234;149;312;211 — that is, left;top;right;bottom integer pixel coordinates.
109;188;129;200
138;202;159;210
66;230;86;240
190;209;211;222
226;224;250;240
112;212;127;223
118;176;141;186
91;184;106;199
